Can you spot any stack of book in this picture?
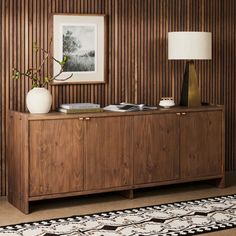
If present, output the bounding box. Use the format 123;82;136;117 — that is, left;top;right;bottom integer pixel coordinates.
59;103;103;114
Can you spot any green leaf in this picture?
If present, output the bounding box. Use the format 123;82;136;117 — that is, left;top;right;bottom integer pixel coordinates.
32;82;39;88
60;56;68;66
33;42;39;52
63;55;68;62
59;56;68;65
44;77;49;84
26;69;32;76
12;69;20;79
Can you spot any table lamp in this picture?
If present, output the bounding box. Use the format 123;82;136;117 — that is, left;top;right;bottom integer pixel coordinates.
168;32;212;107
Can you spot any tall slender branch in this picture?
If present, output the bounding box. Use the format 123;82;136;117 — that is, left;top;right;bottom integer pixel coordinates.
12;40;73;88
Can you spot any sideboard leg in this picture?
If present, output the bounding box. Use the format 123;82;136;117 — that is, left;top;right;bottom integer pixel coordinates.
119;189;134;199
22;201;29;214
216;177;226;188
206;177;225;188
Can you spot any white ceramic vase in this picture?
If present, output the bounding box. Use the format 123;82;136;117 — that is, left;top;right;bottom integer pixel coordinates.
26;88;52;114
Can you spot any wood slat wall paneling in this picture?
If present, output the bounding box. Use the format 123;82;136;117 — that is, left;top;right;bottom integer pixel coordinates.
232;0;235;170
132;0;137;104
0;0;2;196
1;0;8;196
233;0;236;170
1;0;236;195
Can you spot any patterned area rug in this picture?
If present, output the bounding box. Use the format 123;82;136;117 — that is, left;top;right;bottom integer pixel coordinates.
1;195;236;236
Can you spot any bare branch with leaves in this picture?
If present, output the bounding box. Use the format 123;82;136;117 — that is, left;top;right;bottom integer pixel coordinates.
12;40;73;88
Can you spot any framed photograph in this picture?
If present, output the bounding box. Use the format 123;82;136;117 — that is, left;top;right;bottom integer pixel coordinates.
52;14;107;84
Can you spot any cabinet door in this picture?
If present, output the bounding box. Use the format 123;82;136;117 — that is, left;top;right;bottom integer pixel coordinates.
133;114;180;185
85;116;133;190
180;111;223;179
29;119;84;196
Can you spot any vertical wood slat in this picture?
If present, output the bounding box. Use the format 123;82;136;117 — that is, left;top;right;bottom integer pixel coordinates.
1;0;236;195
0;0;3;196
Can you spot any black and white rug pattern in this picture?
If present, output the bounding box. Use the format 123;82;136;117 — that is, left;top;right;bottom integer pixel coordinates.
1;194;236;236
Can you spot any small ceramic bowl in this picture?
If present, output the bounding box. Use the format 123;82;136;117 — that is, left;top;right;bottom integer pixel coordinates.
159;97;175;108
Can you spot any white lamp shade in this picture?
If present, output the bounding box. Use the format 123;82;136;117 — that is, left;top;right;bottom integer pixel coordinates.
168;32;212;60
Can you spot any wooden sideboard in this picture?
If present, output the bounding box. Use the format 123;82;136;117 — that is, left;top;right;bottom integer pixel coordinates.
7;106;225;213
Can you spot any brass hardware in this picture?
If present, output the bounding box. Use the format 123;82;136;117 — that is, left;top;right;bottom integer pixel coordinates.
176;112;181;116
181;112;187;115
180;60;201;107
79;117;91;121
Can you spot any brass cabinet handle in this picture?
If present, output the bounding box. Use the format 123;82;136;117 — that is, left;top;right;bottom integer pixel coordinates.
79;117;91;121
181;112;187;115
176;112;181;116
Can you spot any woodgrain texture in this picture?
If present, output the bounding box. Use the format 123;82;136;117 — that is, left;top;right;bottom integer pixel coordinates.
84;116;133;190
133;113;180;184
8;107;224;213
1;0;236;195
180;111;223;179
7;112;29;213
29;119;84;196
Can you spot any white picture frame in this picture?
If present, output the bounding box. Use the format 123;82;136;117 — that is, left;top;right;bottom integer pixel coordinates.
52;14;107;84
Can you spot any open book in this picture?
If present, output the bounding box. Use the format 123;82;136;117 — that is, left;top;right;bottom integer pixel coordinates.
103;103;158;112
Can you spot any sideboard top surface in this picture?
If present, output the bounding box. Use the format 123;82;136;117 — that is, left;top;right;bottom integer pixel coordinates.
9;105;224;121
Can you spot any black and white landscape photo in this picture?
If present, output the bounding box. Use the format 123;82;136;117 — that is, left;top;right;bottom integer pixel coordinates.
62;25;96;72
